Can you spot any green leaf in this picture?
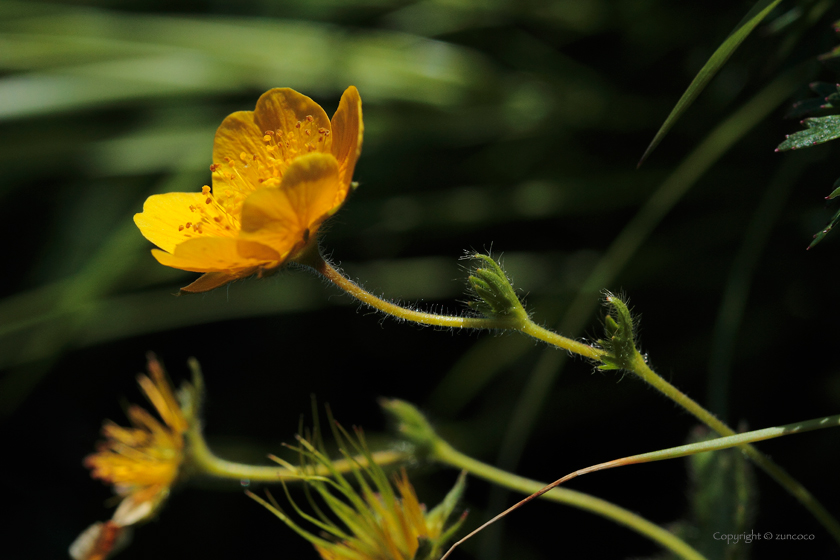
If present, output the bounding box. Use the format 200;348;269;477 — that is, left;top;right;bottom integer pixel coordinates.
808;205;840;249
819;42;840;72
786;82;839;118
639;0;784;166
828;177;840;199
776;115;840;151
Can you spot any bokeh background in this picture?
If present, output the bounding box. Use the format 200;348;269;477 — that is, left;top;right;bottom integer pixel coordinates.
2;0;840;558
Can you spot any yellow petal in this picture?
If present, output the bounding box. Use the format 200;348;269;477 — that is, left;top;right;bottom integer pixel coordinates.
252;88;331;142
240;152;341;253
330;86;363;191
151;238;280;273
212;110;272;177
134;192;217;254
180;270;255;293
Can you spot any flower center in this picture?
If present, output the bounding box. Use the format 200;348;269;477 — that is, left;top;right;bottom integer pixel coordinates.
217;114;329;197
176;115;331;240
175;185;242;240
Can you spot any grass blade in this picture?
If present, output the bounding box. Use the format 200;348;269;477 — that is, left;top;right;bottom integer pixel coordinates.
639;0;783;166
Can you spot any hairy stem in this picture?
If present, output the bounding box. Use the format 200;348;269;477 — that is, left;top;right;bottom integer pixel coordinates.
185;418;409;483
310;255;602;358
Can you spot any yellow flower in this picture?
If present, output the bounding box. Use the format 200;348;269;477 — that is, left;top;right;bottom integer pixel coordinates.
134;86;363;293
250;432;467;560
71;355;192;560
313;469;466;560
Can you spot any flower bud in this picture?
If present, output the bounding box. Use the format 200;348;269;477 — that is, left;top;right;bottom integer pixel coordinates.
464;253;529;323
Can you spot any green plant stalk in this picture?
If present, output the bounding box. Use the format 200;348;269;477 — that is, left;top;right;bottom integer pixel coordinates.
485;67;810;517
185;418;409;483
428;435;708;560
310;256;604;360
627;350;840;542
440;413;840;560
308;249;840;542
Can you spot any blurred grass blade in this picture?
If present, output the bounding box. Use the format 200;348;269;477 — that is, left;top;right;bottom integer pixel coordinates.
639;0;783;166
0;7;492;120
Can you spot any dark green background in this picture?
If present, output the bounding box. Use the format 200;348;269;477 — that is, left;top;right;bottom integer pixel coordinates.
1;0;839;558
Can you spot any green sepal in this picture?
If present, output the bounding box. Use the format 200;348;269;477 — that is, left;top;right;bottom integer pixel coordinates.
379;398;439;457
184;357;205;423
597;293;638;371
464;253;528;322
426;470;467;533
417;470;468;560
412;538;434;560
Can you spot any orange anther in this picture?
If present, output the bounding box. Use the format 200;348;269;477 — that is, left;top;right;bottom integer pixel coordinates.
178;225;184;231
210;163;220;172
205;197;212;204
185;222;192;229
201;185;211;195
305;115;314;122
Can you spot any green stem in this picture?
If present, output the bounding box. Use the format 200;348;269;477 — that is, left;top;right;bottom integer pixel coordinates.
314;257;510;330
310;256;602;358
440;413;840;560
185;419;409;483
429;436;707;560
628;351;840;543
518;320;605;361
305;251;840;542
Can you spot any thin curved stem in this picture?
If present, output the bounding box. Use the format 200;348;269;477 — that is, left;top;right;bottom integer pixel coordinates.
314;257;512;329
303;251;840;542
430;436;707;560
628;351;840;543
185;418;410;484
311;256;602;358
488;66;810;524
518;320;605;361
440;413;840;560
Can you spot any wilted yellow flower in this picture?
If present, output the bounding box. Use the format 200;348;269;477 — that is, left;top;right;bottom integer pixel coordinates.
250;431;467;560
71;355;192;560
134;86;363;292
315;468;465;560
